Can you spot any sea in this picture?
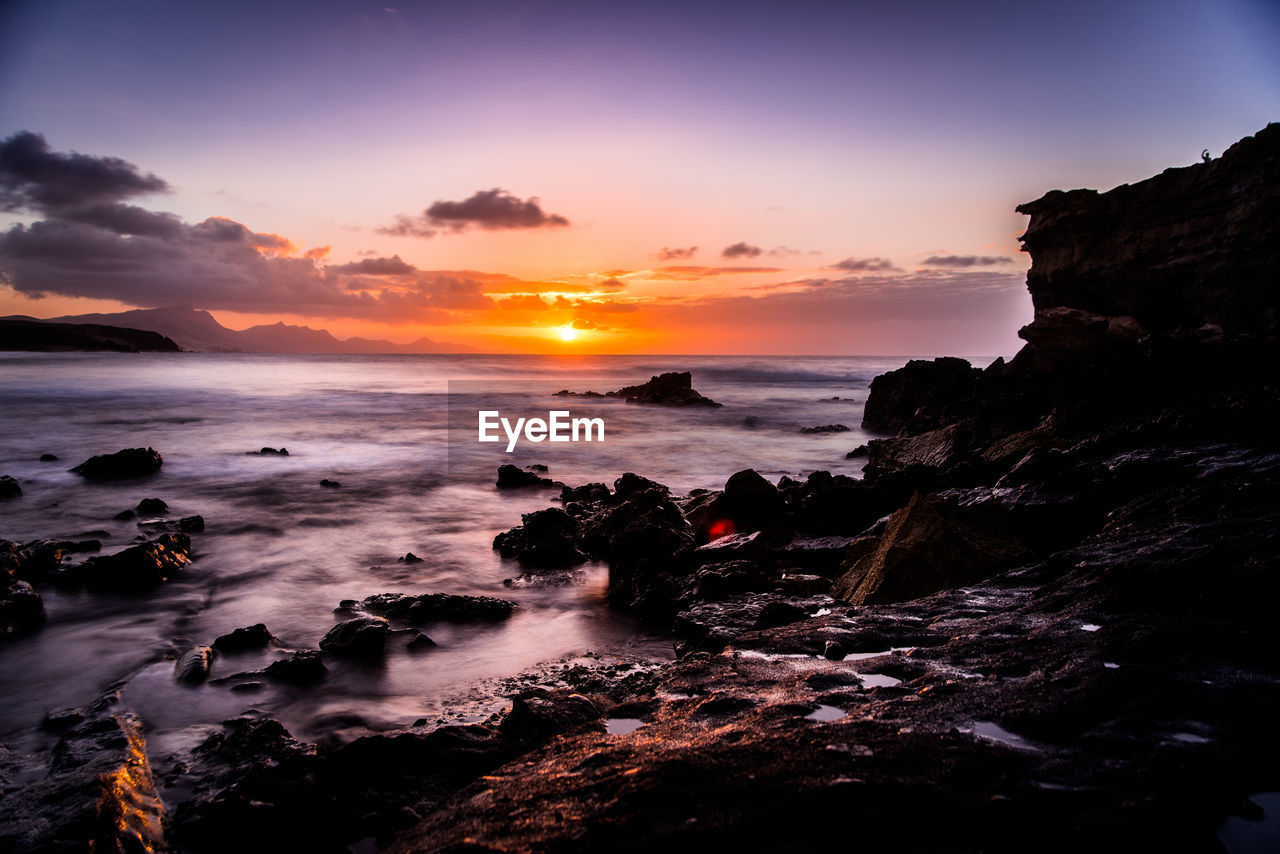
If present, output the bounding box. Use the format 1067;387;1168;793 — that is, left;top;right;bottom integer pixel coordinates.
0;352;941;757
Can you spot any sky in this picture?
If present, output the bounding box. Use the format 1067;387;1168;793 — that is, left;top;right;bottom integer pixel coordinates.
0;0;1276;355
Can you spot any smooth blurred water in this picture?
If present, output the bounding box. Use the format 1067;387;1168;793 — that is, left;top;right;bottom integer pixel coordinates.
0;352;928;750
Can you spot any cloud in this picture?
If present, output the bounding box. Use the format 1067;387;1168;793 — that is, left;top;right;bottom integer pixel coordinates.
920;254;1015;268
766;246;802;258
722;242;763;258
0;131;169;214
830;256;900;273
647;265;783;280
654;246;697;261
497;294;550;311
571;318;600;330
381;188;570;237
328;254;417;275
597;277;627;292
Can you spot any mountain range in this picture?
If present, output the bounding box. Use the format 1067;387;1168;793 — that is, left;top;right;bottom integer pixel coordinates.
9;305;474;353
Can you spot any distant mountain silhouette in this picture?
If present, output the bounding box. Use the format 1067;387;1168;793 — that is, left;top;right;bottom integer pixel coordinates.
44;306;473;353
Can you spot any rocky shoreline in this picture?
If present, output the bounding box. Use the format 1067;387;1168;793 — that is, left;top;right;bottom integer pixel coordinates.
2;125;1278;852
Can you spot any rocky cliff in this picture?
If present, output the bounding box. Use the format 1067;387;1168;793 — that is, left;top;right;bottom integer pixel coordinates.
1016;122;1279;337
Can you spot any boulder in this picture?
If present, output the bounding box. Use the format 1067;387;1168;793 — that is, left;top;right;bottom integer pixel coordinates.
319;616;390;657
687;469;787;539
831;492;1032;605
212;623;280;652
498;689;605;747
70;447;163;480
493;507;586;568
0;475;21;499
84;533;190;590
263;650;326;684
560;482;611;504
39;453;58;462
136;497;169;514
178;515;205;532
174;646;215;684
861;357;982;436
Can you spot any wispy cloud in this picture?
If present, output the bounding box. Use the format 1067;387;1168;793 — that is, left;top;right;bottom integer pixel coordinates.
380;188;569;237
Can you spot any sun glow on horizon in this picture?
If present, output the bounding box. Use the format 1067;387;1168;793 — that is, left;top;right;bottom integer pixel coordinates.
557;325;579;342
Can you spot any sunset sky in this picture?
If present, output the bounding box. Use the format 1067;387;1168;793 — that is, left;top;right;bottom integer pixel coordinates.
1;0;1276;354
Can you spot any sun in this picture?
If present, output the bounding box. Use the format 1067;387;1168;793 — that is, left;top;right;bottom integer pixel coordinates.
558;325;579;342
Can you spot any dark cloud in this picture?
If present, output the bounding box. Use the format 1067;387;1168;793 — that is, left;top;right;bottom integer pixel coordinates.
328;255;418;275
597;277;626;292
830;256;900;272
722;242;763;258
654;246;697;261
60;203;185;239
921;254;1015;268
381;188;570;237
0;131;169;214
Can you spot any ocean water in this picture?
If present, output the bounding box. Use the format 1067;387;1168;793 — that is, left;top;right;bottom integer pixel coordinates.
0;352;918;751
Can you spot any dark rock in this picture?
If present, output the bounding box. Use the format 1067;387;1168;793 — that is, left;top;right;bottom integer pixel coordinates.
0;475;21;499
1;539;64;581
113;508;135;521
687;469;787;540
319;478;341;488
845;444;869;459
174;646;215;684
799;424;850;434
865;421;979;472
614;471;669;498
526;463;549;472
831;492;1032;605
560;482;611;503
70;447;163;480
353;592;516;623
136;497;168;514
84;533;191;590
493;507;586;568
212;623;280;652
862;357;983;436
742;415;760;427
263;650;326;684
319;616;389;657
581;486;696;616
495;463;560;489
254;446;289;455
39;453;58;462
406;631;437;651
585;371;721;407
823;639;846;660
691;561;771;600
398;552;424;563
498;688;605;747
1;579;44;638
39;707;85;732
178;514;205;532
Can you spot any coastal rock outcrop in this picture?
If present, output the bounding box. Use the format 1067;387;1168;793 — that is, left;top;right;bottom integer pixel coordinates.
493;506;586;568
83;532;190;590
556;371;721;407
71;447;163;480
0;475;20;499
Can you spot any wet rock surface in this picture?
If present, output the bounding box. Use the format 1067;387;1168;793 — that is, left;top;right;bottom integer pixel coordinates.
556;370;721;407
70;446;164;480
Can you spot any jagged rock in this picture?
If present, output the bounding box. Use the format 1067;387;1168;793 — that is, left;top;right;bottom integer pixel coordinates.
862;357;983;436
174;646;215;683
831;492;1032;605
0;475;20;499
1;540;64;581
212;623;280;652
113;509;135;521
581;487;696;616
0;705;169;854
319;478;341;488
136;497;168;514
799;424;850;434
398;552;423;563
350;592;516;623
614;471;669;498
247;447;289;456
70;447;163;480
406;631;437;651
691;561;771;600
495;463;560;489
846;444;869;459
84;532;190;590
695;531;767;563
1016;123;1280;335
864;421;979;472
319;616;389;656
493;507;586;568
